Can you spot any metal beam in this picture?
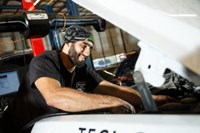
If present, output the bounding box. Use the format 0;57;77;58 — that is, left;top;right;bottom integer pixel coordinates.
67;0;79;16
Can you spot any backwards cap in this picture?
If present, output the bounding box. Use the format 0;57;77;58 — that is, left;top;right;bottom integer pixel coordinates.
64;25;94;46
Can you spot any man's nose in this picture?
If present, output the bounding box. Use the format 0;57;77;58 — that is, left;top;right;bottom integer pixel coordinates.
82;46;90;56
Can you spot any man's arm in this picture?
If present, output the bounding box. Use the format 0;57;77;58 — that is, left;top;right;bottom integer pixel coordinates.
35;77;135;113
94;80;142;107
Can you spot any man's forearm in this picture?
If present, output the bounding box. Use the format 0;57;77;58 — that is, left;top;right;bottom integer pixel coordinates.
45;87;131;113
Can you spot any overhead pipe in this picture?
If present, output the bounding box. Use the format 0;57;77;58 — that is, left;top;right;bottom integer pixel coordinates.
0;11;106;38
0;14;27;32
49;14;106;31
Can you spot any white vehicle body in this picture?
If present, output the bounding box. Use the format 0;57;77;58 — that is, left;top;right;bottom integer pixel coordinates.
32;114;200;133
31;0;200;132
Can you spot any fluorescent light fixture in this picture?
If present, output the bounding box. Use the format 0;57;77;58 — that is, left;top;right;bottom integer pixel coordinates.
47;0;54;5
34;0;40;6
165;13;197;17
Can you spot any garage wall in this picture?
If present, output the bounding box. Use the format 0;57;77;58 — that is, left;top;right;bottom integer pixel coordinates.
0;32;52;54
0;33;14;52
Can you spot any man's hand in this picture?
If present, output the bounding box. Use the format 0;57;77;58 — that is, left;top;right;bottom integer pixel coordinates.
110;100;136;114
152;95;176;104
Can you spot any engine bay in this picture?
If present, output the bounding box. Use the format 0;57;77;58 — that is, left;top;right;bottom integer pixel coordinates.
97;51;200;114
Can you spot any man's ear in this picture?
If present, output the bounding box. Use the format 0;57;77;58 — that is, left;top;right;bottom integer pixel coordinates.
65;42;73;47
63;42;71;48
62;42;73;53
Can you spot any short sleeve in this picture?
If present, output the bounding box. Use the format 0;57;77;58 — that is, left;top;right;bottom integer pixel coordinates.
28;55;60;88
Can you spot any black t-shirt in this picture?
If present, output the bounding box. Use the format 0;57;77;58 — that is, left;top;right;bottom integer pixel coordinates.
4;50;103;132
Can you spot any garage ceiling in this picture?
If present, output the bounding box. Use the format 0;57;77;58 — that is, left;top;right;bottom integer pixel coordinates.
0;0;95;16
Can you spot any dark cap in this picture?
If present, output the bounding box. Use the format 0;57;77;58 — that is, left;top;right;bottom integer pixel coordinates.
64;25;94;45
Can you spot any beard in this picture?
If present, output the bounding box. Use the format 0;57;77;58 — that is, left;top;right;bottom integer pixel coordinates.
68;44;85;68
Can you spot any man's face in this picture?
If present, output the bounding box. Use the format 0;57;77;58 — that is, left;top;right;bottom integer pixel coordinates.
68;40;93;68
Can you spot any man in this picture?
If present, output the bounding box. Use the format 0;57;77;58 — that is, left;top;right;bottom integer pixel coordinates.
3;25;170;133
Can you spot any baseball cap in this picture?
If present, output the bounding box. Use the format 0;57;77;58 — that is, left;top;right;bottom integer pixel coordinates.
64;25;94;46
